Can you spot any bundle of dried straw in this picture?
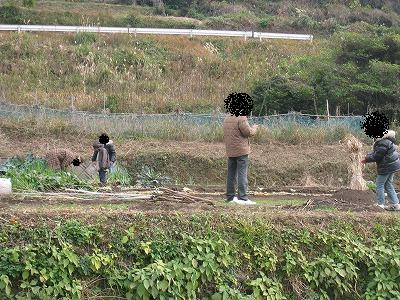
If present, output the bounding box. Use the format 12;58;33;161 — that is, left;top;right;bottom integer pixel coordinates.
342;134;368;190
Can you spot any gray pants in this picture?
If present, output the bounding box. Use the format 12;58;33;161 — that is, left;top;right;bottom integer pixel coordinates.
226;155;249;201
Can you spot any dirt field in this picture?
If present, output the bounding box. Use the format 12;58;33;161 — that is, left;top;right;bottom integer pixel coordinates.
0;128;380;188
1;126;398;218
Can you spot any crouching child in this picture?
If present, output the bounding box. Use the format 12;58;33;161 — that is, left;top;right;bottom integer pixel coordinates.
45;148;82;171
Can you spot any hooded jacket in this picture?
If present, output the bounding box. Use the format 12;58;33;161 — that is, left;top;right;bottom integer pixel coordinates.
92;140;117;163
92;142;109;170
365;130;400;175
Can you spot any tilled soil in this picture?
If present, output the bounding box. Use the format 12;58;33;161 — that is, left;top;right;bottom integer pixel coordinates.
299;189;381;212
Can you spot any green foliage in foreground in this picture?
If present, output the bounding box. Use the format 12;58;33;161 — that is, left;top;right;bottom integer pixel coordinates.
0;154;92;191
0;216;399;299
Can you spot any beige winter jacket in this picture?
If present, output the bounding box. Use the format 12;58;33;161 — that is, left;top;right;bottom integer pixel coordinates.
223;115;257;158
45;148;79;170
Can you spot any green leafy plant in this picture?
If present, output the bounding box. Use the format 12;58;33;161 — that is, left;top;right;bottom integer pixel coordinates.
136;165;171;188
108;163;132;186
1;154;92;191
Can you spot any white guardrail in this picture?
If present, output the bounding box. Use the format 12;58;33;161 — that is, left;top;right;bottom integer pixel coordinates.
0;24;313;41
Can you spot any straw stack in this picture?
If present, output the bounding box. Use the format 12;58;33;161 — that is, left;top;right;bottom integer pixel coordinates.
342;134;368;190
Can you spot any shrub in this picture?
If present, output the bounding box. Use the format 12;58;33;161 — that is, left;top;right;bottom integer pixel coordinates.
22;0;35;8
0;5;23;24
123;12;142;27
252;75;315;115
259;17;271;29
73;32;98;45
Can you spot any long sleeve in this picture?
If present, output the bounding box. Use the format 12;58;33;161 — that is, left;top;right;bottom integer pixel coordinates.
238;118;257;138
108;144;116;162
365;143;389;163
92;150;98;162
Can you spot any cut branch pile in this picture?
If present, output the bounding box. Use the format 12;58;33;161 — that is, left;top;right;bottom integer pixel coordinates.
13;189;153;201
150;187;216;206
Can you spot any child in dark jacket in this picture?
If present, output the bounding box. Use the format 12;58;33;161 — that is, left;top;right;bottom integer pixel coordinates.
362;130;400;210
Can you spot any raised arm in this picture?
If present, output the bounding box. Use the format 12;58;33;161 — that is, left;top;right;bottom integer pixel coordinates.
365;142;390;163
238;118;257;138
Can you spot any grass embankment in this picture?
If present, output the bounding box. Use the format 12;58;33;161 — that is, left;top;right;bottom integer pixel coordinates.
0;31;316;113
0;213;399;299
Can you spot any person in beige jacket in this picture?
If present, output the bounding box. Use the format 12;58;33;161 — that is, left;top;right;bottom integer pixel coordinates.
223;92;258;205
45;148;82;171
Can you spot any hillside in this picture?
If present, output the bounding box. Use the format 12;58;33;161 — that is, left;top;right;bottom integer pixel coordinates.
0;27;399;116
0;0;399;34
0;32;318;113
0;0;399;117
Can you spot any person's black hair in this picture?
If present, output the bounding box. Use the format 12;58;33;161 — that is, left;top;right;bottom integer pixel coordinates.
224;92;253;117
360;111;389;139
72;158;81;166
99;133;109;145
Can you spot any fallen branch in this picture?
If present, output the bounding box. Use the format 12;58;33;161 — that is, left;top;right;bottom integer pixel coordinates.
302;199;314;210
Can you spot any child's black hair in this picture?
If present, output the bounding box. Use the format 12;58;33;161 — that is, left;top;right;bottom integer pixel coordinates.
360;111;389;139
99;133;109;145
224;92;253;117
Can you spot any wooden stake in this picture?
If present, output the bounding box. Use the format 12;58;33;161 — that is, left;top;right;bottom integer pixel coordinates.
326;99;330;120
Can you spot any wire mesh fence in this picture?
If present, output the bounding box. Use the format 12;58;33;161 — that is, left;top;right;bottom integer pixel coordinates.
0;101;364;138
